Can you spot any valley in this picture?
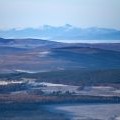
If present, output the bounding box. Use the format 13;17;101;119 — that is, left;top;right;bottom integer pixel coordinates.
0;38;120;120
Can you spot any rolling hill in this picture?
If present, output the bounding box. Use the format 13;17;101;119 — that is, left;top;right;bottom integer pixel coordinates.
0;38;120;73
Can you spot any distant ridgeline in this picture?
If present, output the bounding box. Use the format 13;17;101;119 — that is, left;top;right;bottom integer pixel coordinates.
0;25;120;40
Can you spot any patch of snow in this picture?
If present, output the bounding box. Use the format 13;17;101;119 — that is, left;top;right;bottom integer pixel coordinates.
38;82;68;87
91;86;115;91
15;69;37;73
38;51;51;57
0;80;24;85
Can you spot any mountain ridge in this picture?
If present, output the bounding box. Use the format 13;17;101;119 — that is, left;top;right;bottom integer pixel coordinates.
0;25;120;40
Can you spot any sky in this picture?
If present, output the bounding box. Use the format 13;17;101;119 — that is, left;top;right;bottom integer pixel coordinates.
0;0;120;30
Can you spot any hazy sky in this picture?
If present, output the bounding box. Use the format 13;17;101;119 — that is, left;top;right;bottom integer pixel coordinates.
0;0;120;30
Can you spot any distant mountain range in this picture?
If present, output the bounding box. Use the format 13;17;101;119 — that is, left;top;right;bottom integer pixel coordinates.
0;24;120;40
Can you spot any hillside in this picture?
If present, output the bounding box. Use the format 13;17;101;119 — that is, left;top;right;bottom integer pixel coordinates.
0;38;120;73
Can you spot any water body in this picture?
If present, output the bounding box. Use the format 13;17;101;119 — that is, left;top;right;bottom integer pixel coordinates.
47;103;120;120
51;39;120;43
0;103;120;120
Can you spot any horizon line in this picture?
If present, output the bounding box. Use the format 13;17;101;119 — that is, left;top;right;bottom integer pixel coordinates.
0;24;120;31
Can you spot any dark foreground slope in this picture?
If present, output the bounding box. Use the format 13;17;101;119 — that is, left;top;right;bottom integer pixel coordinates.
0;102;68;120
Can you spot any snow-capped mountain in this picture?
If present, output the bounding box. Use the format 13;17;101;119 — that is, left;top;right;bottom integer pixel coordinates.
0;24;120;40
